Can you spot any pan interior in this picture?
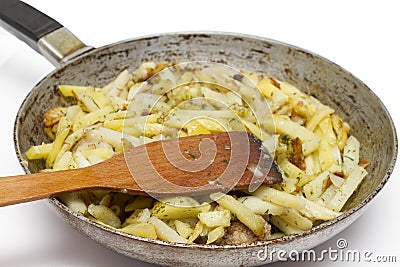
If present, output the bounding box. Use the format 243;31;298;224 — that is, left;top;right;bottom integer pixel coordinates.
15;33;396;237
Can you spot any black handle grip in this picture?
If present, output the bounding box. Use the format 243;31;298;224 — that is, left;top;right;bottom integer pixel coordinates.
0;0;62;53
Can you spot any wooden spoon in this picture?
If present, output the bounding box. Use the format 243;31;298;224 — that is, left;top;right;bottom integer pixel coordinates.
0;131;282;207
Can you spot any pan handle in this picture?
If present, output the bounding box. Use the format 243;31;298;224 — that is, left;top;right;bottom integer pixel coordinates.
0;0;93;66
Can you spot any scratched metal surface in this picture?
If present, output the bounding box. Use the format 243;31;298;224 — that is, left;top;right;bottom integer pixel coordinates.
14;32;397;266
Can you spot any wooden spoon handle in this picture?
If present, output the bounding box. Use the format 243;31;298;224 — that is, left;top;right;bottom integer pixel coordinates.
0;162;143;207
0;168;94;206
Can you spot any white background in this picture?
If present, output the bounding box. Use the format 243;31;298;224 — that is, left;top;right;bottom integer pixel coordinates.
0;0;399;266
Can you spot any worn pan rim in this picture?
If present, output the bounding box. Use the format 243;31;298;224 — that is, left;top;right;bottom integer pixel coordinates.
13;31;398;250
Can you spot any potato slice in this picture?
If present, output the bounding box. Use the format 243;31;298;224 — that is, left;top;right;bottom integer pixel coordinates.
120;223;157;239
210;193;265;237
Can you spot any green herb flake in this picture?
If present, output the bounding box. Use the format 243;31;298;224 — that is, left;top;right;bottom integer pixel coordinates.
189;151;198;159
240;197;249;203
344;155;354;161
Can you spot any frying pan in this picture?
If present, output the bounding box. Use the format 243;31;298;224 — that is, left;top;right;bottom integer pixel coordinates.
0;1;397;266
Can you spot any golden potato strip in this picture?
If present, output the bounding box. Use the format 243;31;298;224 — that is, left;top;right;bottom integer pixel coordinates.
245;72;261;85
143;123;164;137
279;159;306;181
104;110;128;121
282;177;298;194
53;151;75;170
127;81;145;100
54;126;96;165
269;115;315;142
184;120;211;136
300;198;341;220
318;116;337;145
303;170;330;201
176;71;194;85
104;115;156;133
59;85;98;98
103;119;125;131
81;148;114;160
109;95;127;110
125;196;154;212
238;196;284;216
342;135;360;177
316;128;335;170
329;173;345;187
297;173;315;188
276;142;288;163
196;118;226;132
329;144;342;173
258;78;288;109
188;221;204;243
43;107;67;128
210;193;265;237
91;90;111;108
252;186;305;211
241;119;265;141
102;70;130;96
304;155;315;176
149;216;188;244
58;192;87;214
74;88;99;112
72;151;91;168
317;184;337;205
98;127;128;150
270;216;302;235
121;114;158;127
201;87;237;107
73;105;114;130
174;220;193;239
65;105;85;124
120;223;157;239
206;226;225;244
25;143;53;160
279;208;313;231
331;114;350;151
279;81;303;96
124;209;151;226
123;127;142;137
306;107;334;132
88;204;121;228
302;137;321;156
312;151;322;175
327;166;368;212
198;210;231;228
46;117;71;168
151;200;210;220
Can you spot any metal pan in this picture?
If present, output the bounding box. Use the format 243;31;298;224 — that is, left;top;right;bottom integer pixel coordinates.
0;1;397;266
